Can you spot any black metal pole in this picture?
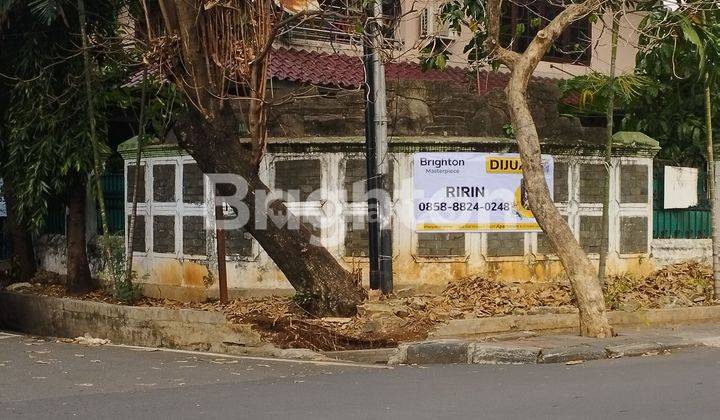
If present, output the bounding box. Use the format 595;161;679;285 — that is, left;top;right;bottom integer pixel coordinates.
363;40;381;290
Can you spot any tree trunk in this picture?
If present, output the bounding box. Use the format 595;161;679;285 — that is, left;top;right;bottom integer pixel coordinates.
66;176;95;293
706;85;720;297
176;109;367;316
598;11;620;284
4;182;36;282
507;67;613;338
484;0;611;337
77;0;110;238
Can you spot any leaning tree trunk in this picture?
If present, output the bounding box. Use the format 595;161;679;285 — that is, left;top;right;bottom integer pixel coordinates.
176;109;367;316
153;0;365;316
483;0;611;337
4;182;36;281
507;66;613;338
65;175;95;293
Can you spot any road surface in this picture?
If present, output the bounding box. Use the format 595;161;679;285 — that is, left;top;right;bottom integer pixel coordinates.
2;331;720;419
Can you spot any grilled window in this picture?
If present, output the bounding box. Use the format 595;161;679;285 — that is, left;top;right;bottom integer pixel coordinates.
500;1;592;65
285;0;399;45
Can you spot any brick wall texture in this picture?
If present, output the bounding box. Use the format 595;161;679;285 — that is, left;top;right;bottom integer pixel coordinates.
579;164;605;203
153;164;175;202
620;164;648;203
417;233;465;257
225;228;253;257
183;163;204;204
620;216;648;253
127;215;145;253
182;216;206;256
553;161;568;203
579;215;602;254
126;165;145;203
274;159;322;201
153;215;175;253
344;215;368;257
486;232;524;257
344;159;394;202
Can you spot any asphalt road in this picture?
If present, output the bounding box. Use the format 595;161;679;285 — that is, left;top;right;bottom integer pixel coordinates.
2;331;720;419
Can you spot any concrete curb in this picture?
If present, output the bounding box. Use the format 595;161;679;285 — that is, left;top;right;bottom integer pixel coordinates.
0;291;296;358
2;291;716;366
431;306;720;339
388;339;702;366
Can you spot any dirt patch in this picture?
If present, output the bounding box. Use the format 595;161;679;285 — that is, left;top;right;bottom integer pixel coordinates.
12;262;719;352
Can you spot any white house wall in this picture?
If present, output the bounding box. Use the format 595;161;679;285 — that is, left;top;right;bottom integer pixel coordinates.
123;150;655;301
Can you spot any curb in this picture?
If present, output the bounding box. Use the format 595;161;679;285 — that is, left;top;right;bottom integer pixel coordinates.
388;339;702;366
0;291;284;358
431;306;720;339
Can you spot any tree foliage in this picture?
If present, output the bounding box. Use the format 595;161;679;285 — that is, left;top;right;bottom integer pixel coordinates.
623;1;720;165
0;0;127;228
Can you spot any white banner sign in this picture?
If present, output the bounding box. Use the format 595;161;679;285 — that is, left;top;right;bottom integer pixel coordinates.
0;179;5;218
413;152;553;232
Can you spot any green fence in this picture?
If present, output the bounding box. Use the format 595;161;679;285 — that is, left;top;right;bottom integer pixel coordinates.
41;173;125;235
653;169;711;239
100;174;125;234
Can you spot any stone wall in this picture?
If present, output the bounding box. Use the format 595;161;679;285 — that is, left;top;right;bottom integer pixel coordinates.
620;216;649;254
266;80;605;143
182;216;206;256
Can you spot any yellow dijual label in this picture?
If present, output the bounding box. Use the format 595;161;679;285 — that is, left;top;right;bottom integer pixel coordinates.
486;157;523;173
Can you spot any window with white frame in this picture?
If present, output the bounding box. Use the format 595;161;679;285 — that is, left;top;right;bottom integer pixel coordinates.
126;156;212;259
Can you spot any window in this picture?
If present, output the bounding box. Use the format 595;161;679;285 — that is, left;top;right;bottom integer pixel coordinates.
285;0;399;45
501;1;592;65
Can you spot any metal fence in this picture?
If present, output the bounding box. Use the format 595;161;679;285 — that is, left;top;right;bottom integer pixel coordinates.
42;173;125;235
653;169;711;239
100;174;125;234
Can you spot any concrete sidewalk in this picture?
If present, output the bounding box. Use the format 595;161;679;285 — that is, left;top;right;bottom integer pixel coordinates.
381;323;720;365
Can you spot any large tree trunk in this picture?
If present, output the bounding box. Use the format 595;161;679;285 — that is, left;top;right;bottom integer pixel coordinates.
4;181;36;281
507;76;612;337
485;0;612;338
506;5;613;337
176;109;366;316
154;0;365;316
65;176;94;293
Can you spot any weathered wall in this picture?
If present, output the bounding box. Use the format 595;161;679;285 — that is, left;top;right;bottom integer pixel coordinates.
265;80;605;143
651;239;711;267
113;138;658;301
35;234;111;278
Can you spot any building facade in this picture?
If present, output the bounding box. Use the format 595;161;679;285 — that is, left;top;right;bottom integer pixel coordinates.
117;2;656;300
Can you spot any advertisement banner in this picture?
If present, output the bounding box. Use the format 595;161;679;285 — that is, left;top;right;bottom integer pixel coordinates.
413;152;553;232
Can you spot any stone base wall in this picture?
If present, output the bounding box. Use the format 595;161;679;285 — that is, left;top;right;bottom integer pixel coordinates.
651;239;711;267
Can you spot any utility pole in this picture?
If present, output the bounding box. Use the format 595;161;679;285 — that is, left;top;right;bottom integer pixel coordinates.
363;0;393;294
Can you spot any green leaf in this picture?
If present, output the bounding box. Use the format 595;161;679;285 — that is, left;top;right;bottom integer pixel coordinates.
678;15;706;74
